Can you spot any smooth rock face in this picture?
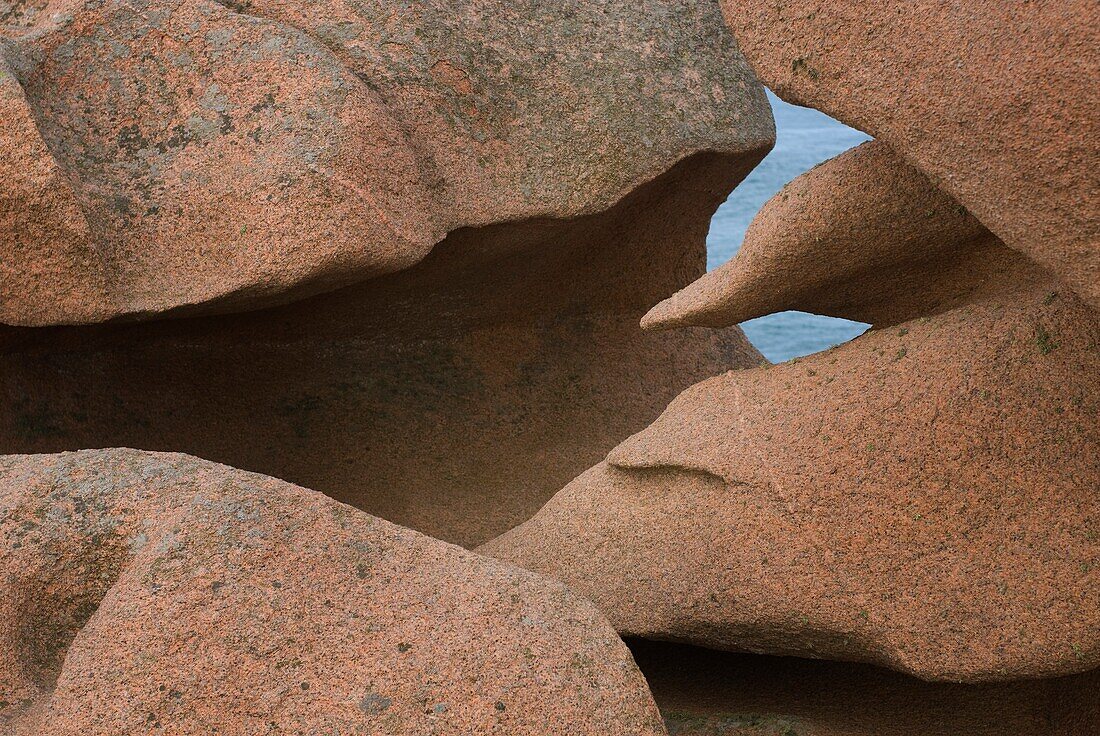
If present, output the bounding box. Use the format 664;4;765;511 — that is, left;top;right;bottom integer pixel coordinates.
643;140;992;330
0;449;666;735
720;0;1100;309
484;260;1100;682
0;152;766;548
631;640;1100;736
0;0;772;324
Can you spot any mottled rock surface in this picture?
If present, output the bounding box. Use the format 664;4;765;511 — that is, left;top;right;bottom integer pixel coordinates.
643;140;992;330
0;0;772;324
0;0;770;547
721;0;1100;308
631;640;1100;736
485;257;1100;682
0;449;666;735
0;153;766;547
0;53;110;323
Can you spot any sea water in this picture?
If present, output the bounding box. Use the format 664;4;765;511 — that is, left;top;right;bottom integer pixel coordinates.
707;91;871;362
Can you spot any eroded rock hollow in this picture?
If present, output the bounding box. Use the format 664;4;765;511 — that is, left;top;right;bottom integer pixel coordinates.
0;0;772;548
2;0;1097;733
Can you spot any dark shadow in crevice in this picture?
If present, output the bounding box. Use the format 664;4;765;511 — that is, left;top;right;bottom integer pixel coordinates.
627;638;1099;736
0;150;766;548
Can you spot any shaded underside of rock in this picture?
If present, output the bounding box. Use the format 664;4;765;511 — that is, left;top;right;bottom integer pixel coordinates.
0;0;773;324
0;152;766;547
643;140;995;331
0;449;666;735
484;259;1100;682
720;0;1100;309
630;640;1100;736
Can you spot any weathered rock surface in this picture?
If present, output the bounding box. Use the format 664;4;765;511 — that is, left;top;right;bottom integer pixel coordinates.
484;256;1100;682
0;153;766;547
0;0;769;547
0;448;667;735
0;53;111;324
643;140;993;330
0;0;772;324
720;0;1100;308
631;640;1100;736
1;0;438;324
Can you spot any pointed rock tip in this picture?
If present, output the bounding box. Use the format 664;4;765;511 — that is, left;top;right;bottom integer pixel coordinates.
641;267;739;331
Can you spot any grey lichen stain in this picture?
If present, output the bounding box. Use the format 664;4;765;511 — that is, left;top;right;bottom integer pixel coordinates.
358;691;392;715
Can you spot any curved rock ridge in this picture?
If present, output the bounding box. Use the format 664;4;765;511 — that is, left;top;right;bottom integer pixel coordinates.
720;0;1100;309
0;0;773;325
0;448;667;735
642;140;996;331
484;259;1100;682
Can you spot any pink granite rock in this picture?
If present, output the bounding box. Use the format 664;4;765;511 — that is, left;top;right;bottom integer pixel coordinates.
0;1;770;547
494;108;1100;683
0;152;766;547
720;0;1100;308
485;249;1100;682
0;448;666;735
643;140;992;330
0;0;772;324
1;0;441;323
0;54;110;324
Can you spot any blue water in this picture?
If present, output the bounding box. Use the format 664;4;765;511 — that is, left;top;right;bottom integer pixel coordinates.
708;91;871;362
